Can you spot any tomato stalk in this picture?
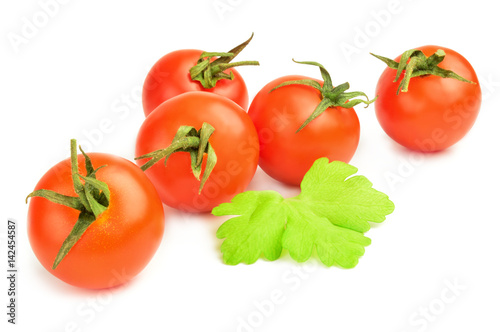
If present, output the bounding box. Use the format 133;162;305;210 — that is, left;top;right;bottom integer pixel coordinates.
189;33;260;89
270;60;377;132
135;122;217;194
371;49;477;94
26;139;111;269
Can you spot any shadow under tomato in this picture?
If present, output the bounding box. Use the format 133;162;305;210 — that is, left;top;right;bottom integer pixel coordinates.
31;256;137;295
388;138;455;158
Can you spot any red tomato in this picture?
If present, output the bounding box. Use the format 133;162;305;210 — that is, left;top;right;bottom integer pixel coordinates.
27;153;164;289
136;91;259;212
374;45;482;152
248;75;360;186
142;49;249;116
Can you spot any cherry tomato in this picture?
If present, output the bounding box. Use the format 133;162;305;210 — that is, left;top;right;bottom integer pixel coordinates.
374;45;482;152
142;49;249;116
28;153;165;289
248;75;360;186
136;91;259;212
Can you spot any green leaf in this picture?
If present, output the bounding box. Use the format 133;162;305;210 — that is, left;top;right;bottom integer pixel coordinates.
214;191;286;265
298;158;395;233
214;158;395;268
284;200;371;268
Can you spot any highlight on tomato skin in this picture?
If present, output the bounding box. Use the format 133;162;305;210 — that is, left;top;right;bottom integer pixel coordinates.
136;91;260;213
373;45;482;152
27;152;165;289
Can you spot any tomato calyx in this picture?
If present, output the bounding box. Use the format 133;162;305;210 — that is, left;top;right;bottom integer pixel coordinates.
136;122;217;194
270;60;376;132
371;49;477;94
26;139;111;269
189;33;260;89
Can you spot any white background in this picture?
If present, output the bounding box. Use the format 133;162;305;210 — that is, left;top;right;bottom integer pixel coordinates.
1;0;499;331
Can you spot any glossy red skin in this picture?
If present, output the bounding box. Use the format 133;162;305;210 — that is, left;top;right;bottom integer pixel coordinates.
142;49;249;116
375;45;482;152
248;75;360;186
27;153;165;289
136;91;259;212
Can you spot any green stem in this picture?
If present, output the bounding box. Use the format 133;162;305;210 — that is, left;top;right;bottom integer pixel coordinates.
25;190;84;210
189;33;260;89
138;136;201;171
136;123;217;194
196;123;215;167
296;98;335;133
270;60;377;132
371;49;476;94
70;140;91;212
53;211;95;269
26;139;111;269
